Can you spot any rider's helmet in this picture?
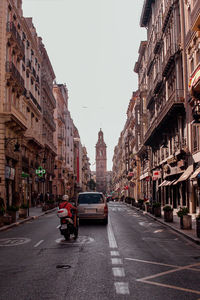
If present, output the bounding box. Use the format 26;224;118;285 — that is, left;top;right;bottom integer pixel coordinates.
62;194;69;201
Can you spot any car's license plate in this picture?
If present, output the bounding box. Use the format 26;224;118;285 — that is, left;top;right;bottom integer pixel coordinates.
61;224;68;229
85;209;96;213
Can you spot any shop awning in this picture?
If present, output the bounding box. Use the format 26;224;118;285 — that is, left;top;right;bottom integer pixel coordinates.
158;180;168;187
175;165;193;183
165;179;176;186
190;166;200;180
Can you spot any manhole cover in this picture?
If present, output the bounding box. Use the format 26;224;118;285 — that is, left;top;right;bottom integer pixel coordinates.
56;264;71;269
56;235;94;245
0;238;31;246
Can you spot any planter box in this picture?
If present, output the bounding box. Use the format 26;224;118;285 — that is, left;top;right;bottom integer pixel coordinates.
154;207;161;217
180;215;192;230
19;208;28;219
164;210;173;222
7;211;17;223
196;219;200;238
1;215;12;225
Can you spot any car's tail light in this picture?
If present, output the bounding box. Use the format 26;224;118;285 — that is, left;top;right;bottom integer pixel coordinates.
104;204;108;214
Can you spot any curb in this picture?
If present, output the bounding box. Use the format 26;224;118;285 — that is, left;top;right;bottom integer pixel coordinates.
124;203;200;245
0;208;57;232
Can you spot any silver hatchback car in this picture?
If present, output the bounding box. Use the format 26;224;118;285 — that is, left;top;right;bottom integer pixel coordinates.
77;192;108;224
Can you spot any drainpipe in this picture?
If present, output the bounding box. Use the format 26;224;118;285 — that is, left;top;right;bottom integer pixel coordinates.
179;0;189;152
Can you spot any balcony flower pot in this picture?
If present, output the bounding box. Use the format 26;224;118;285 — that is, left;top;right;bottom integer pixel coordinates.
19;203;28;219
153;202;161;217
177;207;192;229
196;215;200;238
7;205;19;223
163;205;173;222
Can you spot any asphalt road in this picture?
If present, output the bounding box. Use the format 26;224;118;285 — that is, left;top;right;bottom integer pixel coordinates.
0;202;200;300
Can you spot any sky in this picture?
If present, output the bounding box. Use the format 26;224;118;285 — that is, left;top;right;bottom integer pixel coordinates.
22;0;146;171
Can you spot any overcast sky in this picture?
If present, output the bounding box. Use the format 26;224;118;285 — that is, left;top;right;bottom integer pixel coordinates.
22;0;146;171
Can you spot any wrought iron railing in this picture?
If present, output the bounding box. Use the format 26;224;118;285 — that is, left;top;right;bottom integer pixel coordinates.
6;22;25;57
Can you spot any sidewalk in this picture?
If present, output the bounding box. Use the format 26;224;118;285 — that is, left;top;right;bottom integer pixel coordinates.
125;203;200;245
0;206;57;232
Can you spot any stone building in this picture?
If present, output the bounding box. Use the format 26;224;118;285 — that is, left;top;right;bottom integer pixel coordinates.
53;83;68;197
185;0;200;213
0;0;44;207
39;37;56;196
138;0;189;208
95;129;107;194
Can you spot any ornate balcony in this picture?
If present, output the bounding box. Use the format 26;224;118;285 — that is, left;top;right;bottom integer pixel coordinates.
58;133;65;140
153;31;162;54
153;72;163;94
42;78;56;108
146;88;154;108
144;89;185;146
26;59;32;71
29;91;42;112
147;52;154;75
162;0;173;33
6;22;25;59
43;110;56;131
5;61;24;95
162;43;179;77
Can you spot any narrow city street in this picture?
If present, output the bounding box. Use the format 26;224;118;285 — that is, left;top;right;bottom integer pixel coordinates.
0;202;200;300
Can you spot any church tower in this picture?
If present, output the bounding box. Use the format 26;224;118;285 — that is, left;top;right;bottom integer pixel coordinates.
95;129;107;194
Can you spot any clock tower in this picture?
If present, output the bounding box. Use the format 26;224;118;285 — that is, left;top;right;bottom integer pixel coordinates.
95;129;107;194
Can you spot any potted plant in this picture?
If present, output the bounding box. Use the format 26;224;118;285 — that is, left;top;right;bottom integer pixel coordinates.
163;205;173;222
0;207;5;226
19;203;29;219
196;214;200;238
145;201;150;212
152;202;161;217
137;199;144;209
7;205;19;223
177;207;191;229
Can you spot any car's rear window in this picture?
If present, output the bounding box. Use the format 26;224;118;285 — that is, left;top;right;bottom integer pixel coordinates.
78;194;104;204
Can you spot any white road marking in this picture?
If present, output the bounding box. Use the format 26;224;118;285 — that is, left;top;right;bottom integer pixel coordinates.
110;251;120;256
112;267;125;277
111;258;123;265
114;282;129;295
34;240;44;247
125;257;179;268
107;222;118;249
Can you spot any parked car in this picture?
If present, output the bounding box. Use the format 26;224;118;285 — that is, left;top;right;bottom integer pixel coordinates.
77;192;108;224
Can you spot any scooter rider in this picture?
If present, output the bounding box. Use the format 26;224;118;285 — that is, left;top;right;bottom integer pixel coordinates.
59;195;77;227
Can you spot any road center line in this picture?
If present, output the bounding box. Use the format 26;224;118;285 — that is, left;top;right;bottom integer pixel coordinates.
114;282;129;295
34;240;44;247
111;258;123;265
112;267;125;277
107;222;118;249
110;251;120;256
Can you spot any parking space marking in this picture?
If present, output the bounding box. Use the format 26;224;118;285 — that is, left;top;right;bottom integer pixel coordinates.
112;267;125;277
34;240;44;247
114;282;129;295
125;257;200;295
